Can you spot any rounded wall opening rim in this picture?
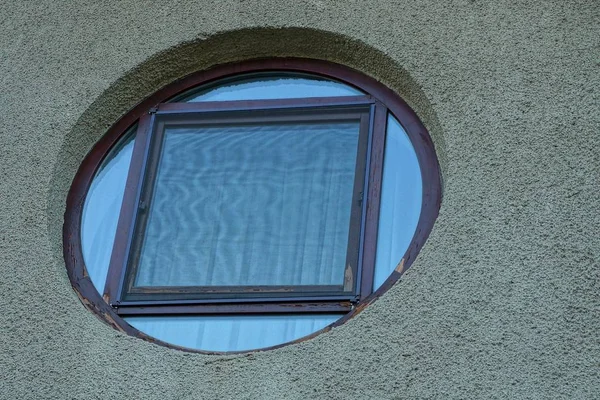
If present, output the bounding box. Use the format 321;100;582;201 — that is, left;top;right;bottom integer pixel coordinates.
62;57;442;354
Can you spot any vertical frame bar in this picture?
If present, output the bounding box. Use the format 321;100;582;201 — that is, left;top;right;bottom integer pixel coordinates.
119;118;168;298
343;110;372;295
358;102;388;299
103;112;155;305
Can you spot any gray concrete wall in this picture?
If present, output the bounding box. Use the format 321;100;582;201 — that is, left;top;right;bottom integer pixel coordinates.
1;1;598;398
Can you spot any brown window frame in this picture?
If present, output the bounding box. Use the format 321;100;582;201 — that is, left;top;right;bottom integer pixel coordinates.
105;96;385;316
64;58;441;353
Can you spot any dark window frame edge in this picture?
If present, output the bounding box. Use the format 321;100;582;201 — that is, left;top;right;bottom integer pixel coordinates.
107;102;374;309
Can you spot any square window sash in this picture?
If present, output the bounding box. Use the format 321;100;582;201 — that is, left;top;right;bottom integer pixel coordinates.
105;97;375;311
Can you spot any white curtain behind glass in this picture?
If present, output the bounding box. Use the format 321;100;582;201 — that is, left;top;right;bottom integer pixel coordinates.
136;122;359;287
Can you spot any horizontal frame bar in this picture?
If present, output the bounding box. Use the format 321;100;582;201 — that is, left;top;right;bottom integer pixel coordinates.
116;301;353;316
153;109;370;131
155;95;374;114
116;294;358;307
128;284;345;294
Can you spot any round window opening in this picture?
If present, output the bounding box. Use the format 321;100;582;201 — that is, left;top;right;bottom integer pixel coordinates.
65;59;441;353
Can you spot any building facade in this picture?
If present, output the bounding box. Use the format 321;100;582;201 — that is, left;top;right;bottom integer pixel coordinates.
1;1;598;398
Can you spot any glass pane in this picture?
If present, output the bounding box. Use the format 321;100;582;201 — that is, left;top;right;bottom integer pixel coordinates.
180;74;363;102
373;115;422;290
124;314;339;352
81;131;135;291
135;121;360;288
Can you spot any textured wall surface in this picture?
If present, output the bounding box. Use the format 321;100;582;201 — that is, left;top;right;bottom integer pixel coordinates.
1;1;598;399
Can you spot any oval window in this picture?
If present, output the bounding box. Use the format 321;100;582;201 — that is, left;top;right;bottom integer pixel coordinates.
66;59;441;353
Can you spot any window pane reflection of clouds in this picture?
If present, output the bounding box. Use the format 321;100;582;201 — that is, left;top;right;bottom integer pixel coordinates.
184;76;363;102
124;314;339;352
374;115;422;290
81;133;135;291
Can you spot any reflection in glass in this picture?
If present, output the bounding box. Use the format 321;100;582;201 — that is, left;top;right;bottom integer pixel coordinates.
374;115;422;289
125;314;339;352
81;131;135;291
135;122;360;287
181;74;363;102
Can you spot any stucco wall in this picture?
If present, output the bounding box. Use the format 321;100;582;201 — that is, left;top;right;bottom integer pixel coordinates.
1;1;598;399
